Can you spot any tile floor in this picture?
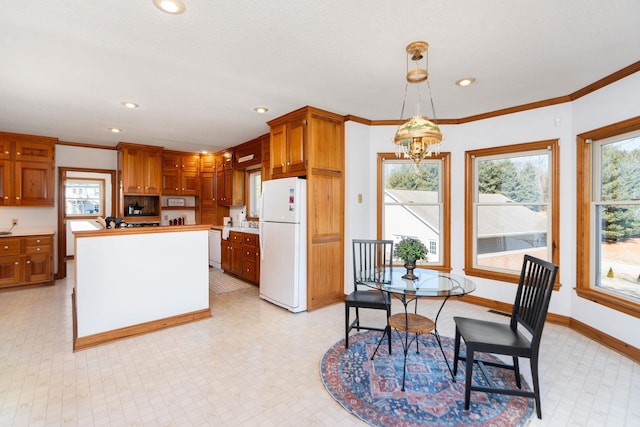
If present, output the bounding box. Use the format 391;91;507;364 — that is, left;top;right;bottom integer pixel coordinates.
1;263;639;426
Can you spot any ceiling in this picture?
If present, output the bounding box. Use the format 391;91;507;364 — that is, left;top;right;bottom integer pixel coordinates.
1;1;639;154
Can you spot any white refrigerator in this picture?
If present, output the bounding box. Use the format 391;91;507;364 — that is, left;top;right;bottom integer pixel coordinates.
259;177;307;312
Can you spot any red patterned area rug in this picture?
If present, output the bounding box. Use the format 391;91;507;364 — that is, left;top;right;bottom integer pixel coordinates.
321;331;533;427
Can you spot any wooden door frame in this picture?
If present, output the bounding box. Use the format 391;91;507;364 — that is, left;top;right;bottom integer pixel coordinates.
56;167;116;280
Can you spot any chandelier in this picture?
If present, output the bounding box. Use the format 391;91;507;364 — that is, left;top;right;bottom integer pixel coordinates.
393;41;443;164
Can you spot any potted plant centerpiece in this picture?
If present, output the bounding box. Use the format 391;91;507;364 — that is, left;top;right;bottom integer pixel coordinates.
394;237;428;280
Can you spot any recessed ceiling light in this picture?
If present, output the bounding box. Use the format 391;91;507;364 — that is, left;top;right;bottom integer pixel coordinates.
152;0;186;14
456;77;476;87
121;101;139;109
109;128;123;133
254;106;269;114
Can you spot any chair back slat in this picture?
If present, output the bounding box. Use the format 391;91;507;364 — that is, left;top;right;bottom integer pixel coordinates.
511;254;559;344
352;239;394;289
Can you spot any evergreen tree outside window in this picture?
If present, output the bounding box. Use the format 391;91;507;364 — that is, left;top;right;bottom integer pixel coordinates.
377;152;450;271
577;117;640;317
465;140;559;284
593;131;640;301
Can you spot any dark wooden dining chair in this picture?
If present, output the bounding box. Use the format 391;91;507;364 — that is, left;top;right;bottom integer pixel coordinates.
453;254;559;419
345;239;394;353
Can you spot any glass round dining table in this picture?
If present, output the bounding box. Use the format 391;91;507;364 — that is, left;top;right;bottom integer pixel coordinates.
357;267;476;385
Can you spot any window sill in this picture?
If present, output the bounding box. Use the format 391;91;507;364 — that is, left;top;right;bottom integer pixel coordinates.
465;266;562;291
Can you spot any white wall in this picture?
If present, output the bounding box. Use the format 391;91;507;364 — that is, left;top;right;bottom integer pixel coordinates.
344;72;640;349
343;121;373;286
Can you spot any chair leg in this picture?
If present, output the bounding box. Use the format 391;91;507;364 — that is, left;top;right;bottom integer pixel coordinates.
464;348;474;410
386;307;392;355
513;356;521;389
453;328;461;377
345;305;350;348
531;355;542;419
354;307;360;331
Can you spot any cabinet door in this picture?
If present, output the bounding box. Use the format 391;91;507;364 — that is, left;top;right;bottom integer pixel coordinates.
161;168;180;195
14;139;55;163
200;172;216;207
14;161;54;206
144;150;162;194
162;152;180;170
230;233;243;275
0;255;21;287
0;139;11;160
181;171;199;196
270;124;287;177
200;154;216;173
287;117;307;175
216;170;226;206
122;147;143;193
181;154;200;172
221;240;231;271
0;159;12;206
24;252;51;284
223;169;233;206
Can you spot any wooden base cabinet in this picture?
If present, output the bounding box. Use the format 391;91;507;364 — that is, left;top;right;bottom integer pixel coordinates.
221;231;259;284
0;234;53;289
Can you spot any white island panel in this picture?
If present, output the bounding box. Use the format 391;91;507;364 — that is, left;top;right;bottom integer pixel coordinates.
75;228;209;342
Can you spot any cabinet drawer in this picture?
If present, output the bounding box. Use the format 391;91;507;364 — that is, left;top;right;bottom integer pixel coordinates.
243;234;257;246
25;245;49;255
25;236;52;247
230;231;242;241
243;260;257;282
0;238;21;255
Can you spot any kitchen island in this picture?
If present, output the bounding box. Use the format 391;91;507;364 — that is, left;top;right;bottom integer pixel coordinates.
72;224;211;351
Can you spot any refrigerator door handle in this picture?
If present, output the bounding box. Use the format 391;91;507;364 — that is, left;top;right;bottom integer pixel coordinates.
259;222;265;260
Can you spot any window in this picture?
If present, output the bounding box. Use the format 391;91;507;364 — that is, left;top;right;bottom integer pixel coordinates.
378;152;450;271
247;169;262;219
577;116;640;318
465;140;559;283
65;178;105;217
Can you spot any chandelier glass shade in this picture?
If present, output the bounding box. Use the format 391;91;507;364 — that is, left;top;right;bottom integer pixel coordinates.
393;41;443;164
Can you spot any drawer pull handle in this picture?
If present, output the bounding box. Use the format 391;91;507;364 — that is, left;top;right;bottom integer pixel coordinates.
14;261;19;265
3;245;8;250
36;248;41;251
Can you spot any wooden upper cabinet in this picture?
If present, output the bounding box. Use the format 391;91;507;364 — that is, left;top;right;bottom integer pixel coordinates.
162;150;200;196
117;142;163;195
200;153;216;173
15;161;54;206
214;150;243;206
270;123;287;177
261;134;271;181
233;135;264;169
268;110;307;178
0;132;56;206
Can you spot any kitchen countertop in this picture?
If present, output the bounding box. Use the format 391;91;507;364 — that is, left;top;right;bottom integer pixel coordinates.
214;225;260;238
0;227;55;237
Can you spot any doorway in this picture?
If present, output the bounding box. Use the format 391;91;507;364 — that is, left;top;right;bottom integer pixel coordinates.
56;167;116;279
